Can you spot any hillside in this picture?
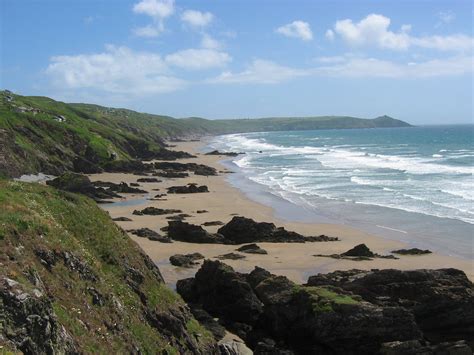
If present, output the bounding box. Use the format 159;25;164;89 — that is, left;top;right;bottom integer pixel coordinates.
0;179;217;353
0;90;411;178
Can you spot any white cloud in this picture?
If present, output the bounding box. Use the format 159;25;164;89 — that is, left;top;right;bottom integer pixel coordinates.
209;59;309;84
201;34;222;49
165;49;231;70
330;13;473;52
133;25;161;38
133;0;174;20
325;29;335;40
181;10;213;27
438;11;455;24
276;20;313;41
315;55;473;78
132;0;175;37
46;45;186;95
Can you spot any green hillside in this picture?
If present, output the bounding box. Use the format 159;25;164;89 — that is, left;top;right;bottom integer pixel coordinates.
0;90;411;178
0;179;216;353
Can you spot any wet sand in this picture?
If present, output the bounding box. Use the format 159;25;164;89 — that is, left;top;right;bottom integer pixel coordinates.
91;140;473;287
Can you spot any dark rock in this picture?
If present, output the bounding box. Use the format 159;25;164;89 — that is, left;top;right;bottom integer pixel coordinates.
112;216;132;221
218;217;337;244
197;210;208;214
128;228;172;243
392;248;432;255
202;221;224;226
130;182;140;187
92;181;147;194
136;177;162;183
189;306;226;340
61;252;98;281
216;253;246;260
237;244;268;255
167;183;209;194
380;339;472;355
34;248;58;271
306;268;474;345
169;253;205;267
205;150;241;157
154;162;217;176
167;221;228;244
87;287;105;306
342;243;375;257
133;206;182;215
176;260;263;324
46;172;119;202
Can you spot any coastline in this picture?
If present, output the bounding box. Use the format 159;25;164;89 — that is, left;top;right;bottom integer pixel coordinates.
92;139;473;286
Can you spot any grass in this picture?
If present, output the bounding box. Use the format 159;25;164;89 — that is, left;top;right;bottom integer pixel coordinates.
293;285;360;313
0;180;216;353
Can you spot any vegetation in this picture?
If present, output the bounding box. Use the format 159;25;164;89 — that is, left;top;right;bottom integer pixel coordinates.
0;90;411;178
0;180;214;353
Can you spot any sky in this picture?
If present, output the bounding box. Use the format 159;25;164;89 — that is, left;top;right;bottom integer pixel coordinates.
1;0;473;124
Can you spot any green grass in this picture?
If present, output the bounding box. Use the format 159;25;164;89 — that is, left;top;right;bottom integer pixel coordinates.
293;285;360;313
0;180;216;353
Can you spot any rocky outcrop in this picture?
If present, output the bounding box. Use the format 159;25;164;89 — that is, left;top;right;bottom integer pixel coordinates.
217;217;338;244
392;248;432;255
237;244;268;255
167;221;228;244
46;172;119;202
306;268;474;346
92;180;147;193
202;221;225;226
154;162;217;176
112;216;133;221
216;253;246;260
136;177;161;183
128;228;172;243
205;150;242;157
169;253;205;267
167;183;209;194
177;262;429;354
132;206;182;215
314;243;398;261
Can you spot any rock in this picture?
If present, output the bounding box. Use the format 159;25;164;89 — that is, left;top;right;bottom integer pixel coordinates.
190;307;226;340
136;177;161;183
128;228;172;243
167;183;209;194
133;207;182;215
237;244;267;255
169;253;205;268
202;221;225;226
380;339;472;355
219;340;253;355
306;268;474;345
112;217;132;221
92;181;147;194
87;287;105;306
154;162;217;176
178;263;424;354
176;260;263;325
391;248;432;255
218;217;337;244
205;150;241;157
216;253;246;260
130;182;140;187
197;210;208;214
342;243;375;257
167;221;228;244
46;173;119;202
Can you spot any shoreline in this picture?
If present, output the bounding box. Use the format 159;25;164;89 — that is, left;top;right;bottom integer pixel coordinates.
92;139;473;285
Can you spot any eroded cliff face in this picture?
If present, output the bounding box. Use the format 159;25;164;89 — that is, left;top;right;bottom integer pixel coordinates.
0;180;217;354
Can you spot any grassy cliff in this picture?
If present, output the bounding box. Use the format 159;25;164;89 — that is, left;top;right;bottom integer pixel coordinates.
0;180;216;353
0;90;411;178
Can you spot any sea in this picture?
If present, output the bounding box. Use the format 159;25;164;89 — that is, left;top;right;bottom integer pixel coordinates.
207;125;474;260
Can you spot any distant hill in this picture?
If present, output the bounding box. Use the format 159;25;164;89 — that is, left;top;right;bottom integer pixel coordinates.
0;90;411;177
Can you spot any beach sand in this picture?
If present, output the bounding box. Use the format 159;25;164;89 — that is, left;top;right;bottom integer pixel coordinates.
91;140;473;287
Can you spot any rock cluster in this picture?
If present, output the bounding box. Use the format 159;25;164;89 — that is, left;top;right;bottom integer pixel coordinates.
205;150;242;157
127;227;172;243
169;253;205;267
167;183;209;194
314;243;398;261
154;162;217;176
132;206;182;215
177;261;474;354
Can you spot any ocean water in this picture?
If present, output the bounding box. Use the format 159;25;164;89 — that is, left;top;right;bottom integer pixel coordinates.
208;125;474;259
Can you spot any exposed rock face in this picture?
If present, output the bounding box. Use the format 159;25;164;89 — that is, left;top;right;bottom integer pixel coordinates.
46;172;119;202
177;262;428;354
237;244;268;255
128;227;172;243
1;277;77;353
154;162;217;176
391;248;432;255
217;217;338;244
169;253;205;267
132;206;182;215
167;183;209;194
167;221;228;244
306;268;474;346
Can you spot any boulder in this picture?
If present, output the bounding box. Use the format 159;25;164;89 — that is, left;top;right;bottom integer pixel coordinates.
133;207;182;216
167;221;228;244
216;253;246;260
112;217;132;221
205;150;241;157
128;228;172;243
136;177;161;183
169;253;204;268
167;183;209;194
391;248;432;255
202;221;225;226
342;243;375;257
237;244;267;255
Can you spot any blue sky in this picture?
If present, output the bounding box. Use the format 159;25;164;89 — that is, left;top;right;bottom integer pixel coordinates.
1;0;473;124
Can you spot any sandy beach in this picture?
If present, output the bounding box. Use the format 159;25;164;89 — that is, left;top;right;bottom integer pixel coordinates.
91;140;473;286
